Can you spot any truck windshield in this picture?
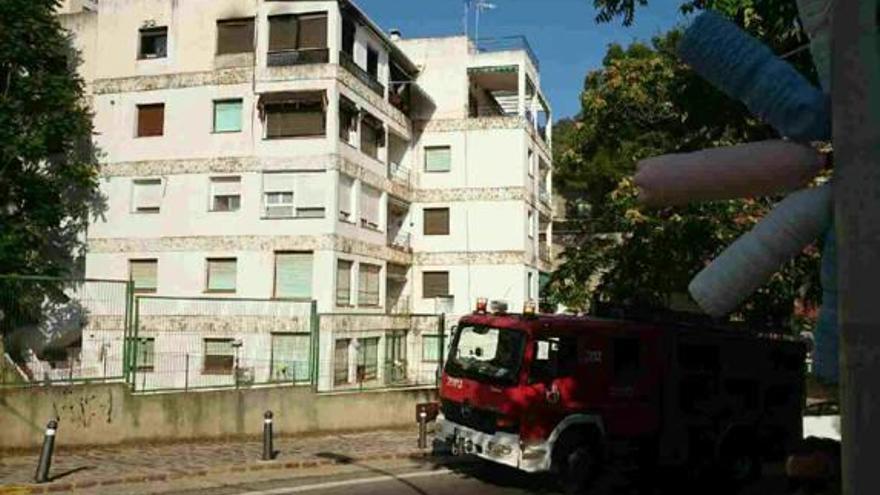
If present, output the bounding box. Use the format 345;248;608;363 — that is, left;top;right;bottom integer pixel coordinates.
445;325;526;385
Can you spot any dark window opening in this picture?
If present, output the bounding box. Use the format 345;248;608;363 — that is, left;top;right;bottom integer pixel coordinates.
613;337;641;384
339;97;358;144
139;27;168;59
366;46;379;78
360;113;384;159
342;17;356;57
216;18;254;55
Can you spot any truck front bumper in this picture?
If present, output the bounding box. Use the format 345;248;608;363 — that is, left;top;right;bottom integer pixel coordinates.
437;414;552;473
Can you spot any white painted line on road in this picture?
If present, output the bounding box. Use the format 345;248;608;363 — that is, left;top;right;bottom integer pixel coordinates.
236;468;454;495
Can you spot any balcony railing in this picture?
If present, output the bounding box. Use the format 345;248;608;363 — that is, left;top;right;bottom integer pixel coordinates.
473;36;540;71
539;243;551;263
340;50;385;97
389;162;412;186
389;231;412;252
267;48;329;67
539;187;550;205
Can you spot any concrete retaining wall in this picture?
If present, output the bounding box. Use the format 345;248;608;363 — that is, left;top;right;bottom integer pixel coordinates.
0;384;435;451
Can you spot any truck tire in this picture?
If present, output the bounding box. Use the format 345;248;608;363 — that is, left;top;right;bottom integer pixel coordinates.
554;432;601;495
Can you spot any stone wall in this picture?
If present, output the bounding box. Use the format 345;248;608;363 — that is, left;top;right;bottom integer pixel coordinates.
0;383;435;451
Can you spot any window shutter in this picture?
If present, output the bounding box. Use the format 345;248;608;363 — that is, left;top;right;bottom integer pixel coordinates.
338;175;354;218
214;100;243;132
263;173;295;193
334;339;351;385
295;173;325;209
358;263;380;306
133;179;162;211
130;260;158;292
298;14;327;49
423;271;449;299
275;253;313;299
425;147;451;172
137;104;164;137
422;335;440;362
208;259;237;292
217;18;254;55
269;15;298;51
211;176;241;196
336;260;352;306
359;184;381;227
423;208;449;236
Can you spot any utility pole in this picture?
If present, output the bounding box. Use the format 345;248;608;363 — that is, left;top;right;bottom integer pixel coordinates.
833;1;880;494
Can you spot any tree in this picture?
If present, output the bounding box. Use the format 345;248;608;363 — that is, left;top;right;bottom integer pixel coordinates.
0;0;104;279
547;29;821;329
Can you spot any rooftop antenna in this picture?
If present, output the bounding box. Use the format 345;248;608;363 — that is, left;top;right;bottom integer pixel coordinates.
474;0;497;45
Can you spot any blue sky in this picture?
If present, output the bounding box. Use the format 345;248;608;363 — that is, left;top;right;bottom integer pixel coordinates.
357;0;689;120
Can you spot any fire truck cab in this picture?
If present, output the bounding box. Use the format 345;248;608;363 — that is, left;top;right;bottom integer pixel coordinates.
437;302;805;491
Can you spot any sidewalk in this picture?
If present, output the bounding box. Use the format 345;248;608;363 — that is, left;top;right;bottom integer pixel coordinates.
0;426;433;494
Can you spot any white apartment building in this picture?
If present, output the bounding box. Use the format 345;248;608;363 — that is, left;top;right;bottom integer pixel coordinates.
57;0;554;390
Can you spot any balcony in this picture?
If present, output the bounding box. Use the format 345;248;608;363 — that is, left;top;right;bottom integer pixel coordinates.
389;162;412;186
340;50;385;97
267;48;329;67
539;186;550;205
389;231;412;252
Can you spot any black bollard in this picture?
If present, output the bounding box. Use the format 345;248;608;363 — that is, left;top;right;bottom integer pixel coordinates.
418;410;428;449
262;411;274;461
35;419;58;483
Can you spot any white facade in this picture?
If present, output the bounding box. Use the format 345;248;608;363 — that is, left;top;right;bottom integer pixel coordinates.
59;0;554;390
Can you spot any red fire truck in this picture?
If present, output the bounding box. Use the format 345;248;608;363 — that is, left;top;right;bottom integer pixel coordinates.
436;300;806;492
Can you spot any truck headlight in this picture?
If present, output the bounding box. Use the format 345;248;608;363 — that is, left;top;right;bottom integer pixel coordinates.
487;442;513;457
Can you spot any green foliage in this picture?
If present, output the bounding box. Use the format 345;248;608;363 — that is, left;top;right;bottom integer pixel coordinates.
548;28;821;330
0;0;104;280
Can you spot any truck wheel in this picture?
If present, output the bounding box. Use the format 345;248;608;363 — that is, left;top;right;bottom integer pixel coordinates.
556;441;600;495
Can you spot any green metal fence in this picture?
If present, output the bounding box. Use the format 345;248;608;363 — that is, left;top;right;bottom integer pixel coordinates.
1;277;447;394
0;275;133;387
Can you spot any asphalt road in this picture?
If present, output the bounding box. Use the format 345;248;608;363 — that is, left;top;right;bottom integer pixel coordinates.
150;457;806;495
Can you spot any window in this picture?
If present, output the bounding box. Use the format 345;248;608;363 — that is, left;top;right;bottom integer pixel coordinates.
528;210;535;238
267;13;328;64
358;263;381;307
338;175;355;222
135;338;155;372
360;114;384;160
274;252;313;300
357;337;380;381
206;258;237;293
209;176;241;212
424;208;450;236
129;259;158;293
531;336;578;382
613;338;641;384
336;260;353;306
359;184;381;230
213;99;243;133
425;146;451;173
271;333;310;382
339;96;358;145
527;272;534;300
262;93;325;138
216;18;254;55
341;17;356;57
262;172;325;218
136;103;164;137
422;335;441;362
132;178;162;213
203;339;235;375
138;27;167;59
366;46;379;79
528;148;534;177
334;339;351;385
423;271;449;299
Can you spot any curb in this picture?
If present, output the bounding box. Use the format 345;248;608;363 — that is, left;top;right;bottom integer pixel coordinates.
0;451;469;494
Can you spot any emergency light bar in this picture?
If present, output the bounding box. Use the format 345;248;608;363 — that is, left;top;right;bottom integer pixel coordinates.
475;297;489;314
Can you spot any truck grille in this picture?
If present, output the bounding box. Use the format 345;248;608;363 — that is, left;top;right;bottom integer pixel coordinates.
441;399;497;434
